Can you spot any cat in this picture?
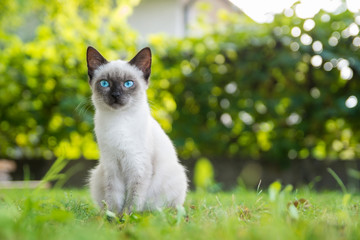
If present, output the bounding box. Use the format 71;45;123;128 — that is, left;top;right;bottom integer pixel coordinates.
86;46;188;214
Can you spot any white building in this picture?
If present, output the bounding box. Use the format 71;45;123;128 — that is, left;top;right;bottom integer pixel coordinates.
127;0;239;38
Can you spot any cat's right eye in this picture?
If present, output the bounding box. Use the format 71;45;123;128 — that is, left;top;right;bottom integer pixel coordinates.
100;80;110;88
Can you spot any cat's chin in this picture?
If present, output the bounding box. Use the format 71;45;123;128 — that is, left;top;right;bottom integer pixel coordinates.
109;103;126;110
107;102;134;112
93;101;127;112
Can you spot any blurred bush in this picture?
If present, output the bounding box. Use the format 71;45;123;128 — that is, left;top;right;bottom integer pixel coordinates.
0;0;139;160
193;157;215;190
149;7;360;164
0;1;359;165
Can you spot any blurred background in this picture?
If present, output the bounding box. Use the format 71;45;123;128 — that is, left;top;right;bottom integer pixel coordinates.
0;0;360;190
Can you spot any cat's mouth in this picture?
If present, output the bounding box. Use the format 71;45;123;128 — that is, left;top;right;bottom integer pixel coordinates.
109;100;124;108
108;97;128;109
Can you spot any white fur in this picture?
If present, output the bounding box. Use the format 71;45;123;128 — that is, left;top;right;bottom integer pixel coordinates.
88;60;188;214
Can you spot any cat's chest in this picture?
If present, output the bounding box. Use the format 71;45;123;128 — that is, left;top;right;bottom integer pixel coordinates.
96;124;143;149
95;114;148;151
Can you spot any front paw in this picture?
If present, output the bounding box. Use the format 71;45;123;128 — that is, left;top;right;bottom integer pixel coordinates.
124;205;133;215
101;198;125;215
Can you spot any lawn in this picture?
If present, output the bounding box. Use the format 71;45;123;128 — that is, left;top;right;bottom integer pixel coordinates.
0;184;359;240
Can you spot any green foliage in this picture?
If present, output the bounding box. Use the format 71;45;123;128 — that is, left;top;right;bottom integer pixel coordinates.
193;157;215;190
1;1;360;165
1;188;360;240
0;0;139;160
149;8;360;163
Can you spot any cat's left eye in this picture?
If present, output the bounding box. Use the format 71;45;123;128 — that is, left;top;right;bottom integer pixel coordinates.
124;80;134;88
100;80;109;88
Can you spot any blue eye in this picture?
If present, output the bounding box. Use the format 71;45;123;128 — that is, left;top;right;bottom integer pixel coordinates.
100;80;109;87
124;80;134;88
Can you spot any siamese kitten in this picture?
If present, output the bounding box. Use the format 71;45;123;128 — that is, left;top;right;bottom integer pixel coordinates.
87;46;187;214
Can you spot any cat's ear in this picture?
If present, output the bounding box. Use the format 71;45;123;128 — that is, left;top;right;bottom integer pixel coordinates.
129;47;152;82
87;46;108;81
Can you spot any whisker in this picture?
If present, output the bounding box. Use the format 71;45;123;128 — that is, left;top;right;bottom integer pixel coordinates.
75;97;93;117
148;100;160;111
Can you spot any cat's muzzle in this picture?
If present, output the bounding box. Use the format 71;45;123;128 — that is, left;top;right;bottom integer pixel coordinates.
109;92;126;107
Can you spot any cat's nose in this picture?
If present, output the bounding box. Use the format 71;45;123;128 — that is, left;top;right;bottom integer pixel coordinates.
111;92;121;99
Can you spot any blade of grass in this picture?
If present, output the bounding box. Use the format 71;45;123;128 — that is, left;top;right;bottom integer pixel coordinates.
53;162;84;188
35;157;70;191
327;168;347;194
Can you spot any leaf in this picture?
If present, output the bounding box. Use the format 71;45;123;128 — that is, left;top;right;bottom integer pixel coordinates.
342;193;351;207
288;198;312;209
105;210;119;223
269;181;282;202
237;206;251;221
288;204;299;220
176;205;186;225
327;168;347;194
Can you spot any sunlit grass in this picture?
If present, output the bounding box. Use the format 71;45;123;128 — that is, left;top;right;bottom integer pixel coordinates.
0;186;359;240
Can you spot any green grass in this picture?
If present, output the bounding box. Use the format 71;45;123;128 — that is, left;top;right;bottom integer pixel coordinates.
0;185;359;240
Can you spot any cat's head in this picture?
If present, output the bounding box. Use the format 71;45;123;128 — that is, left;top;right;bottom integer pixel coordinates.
86;46;151;111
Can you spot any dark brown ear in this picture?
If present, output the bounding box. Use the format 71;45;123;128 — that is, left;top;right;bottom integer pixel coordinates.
87;46;108;81
129;47;152;82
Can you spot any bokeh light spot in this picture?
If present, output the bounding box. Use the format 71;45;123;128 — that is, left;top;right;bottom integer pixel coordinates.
300;33;312;45
225;82;237;94
345;95;358;108
239;111;254;125
340;67;353;80
286;113;302;125
311;55;322;67
310;87;321;99
349;23;359;36
291;27;301;37
303;19;315;31
321;14;331;22
328;36;338;46
312;40;323;53
220;113;233;127
290;42;300;51
352;37;360;47
323;62;333;71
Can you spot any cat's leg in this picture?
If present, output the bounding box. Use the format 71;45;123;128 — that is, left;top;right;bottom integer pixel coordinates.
123;160;153;213
103;164;126;214
146;163;187;210
89;164;106;208
171;164;188;206
89;163;126;213
168;169;187;207
123;177;151;212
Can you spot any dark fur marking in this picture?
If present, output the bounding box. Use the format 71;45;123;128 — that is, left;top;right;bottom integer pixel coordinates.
86;46;108;83
94;74;138;108
129;47;152;83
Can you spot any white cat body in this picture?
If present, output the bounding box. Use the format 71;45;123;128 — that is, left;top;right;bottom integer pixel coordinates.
87;49;187;214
